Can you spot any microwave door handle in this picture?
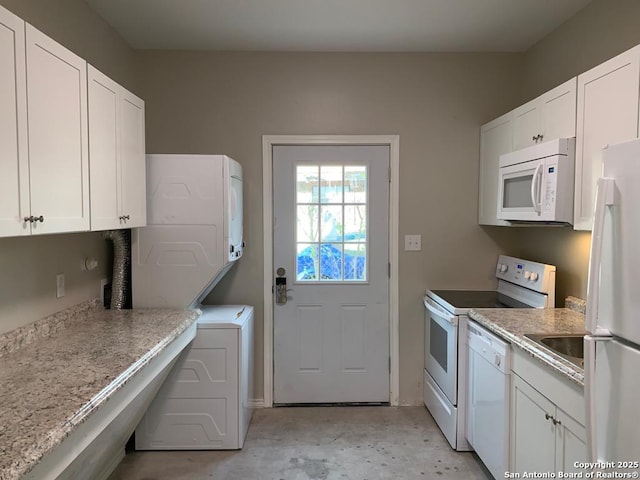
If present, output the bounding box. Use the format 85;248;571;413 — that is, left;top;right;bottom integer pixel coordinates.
530;164;543;213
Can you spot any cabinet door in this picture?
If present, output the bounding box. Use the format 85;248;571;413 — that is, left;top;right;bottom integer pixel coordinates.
511;374;556;473
479;113;512;226
541;77;577;142
512;100;541;151
555;408;587;474
0;6;29;237
574;45;640;230
119;90;146;228
88;65;120;231
26;24;89;234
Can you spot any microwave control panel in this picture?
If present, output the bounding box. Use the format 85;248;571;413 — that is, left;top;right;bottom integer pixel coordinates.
543;160;558;213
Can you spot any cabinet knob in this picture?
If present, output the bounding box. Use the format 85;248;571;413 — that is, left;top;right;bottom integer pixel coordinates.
24;216;33;223
545;413;552;421
33;215;44;223
532;135;537;142
119;215;130;221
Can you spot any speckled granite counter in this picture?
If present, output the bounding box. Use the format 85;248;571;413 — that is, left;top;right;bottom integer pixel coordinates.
0;300;199;480
468;308;586;386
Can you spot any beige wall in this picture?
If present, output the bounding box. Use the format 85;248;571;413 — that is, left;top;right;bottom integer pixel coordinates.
136;51;522;404
5;0;638;405
0;0;137;334
514;0;640;304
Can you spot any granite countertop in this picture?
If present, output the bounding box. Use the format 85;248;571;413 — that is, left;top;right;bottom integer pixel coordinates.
468;308;586;386
0;300;200;480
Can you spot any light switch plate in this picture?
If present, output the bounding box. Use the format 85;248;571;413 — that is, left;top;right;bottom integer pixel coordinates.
404;234;422;251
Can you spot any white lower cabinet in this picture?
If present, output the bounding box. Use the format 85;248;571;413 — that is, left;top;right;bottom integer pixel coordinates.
510;349;586;475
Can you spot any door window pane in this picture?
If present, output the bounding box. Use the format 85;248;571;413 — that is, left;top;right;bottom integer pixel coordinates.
344;166;367;203
320;244;343;281
297;205;319;242
344;244;366;280
344;205;366;242
297;166;319;203
320;166;343;203
296;164;368;282
320;205;342;242
297;243;319;281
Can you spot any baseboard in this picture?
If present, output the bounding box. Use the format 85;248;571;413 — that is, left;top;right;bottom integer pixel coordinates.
248;398;265;408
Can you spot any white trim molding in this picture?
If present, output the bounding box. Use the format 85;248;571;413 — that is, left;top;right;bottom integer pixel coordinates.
262;135;400;407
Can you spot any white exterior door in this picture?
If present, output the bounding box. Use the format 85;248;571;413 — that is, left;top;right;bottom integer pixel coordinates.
273;145;390;404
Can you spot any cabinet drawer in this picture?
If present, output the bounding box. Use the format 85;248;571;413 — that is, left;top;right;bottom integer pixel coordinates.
511;348;584;425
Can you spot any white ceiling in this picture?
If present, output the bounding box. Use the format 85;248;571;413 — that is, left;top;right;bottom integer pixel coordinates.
85;0;593;52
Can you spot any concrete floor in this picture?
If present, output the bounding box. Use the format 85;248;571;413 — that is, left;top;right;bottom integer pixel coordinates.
109;406;491;480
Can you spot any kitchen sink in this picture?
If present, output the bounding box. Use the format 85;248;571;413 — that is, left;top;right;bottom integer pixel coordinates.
524;333;585;368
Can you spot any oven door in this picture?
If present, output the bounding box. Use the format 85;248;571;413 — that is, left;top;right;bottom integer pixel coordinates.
424;296;458;404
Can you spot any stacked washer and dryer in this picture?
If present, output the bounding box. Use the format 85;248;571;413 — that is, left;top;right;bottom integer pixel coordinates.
132;154;253;450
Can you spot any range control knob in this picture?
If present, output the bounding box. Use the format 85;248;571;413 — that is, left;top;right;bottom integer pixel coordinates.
524;271;531;280
530;272;539;282
500;264;508;273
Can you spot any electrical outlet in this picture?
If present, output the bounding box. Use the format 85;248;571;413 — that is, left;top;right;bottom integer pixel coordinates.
56;273;65;298
404;234;422;251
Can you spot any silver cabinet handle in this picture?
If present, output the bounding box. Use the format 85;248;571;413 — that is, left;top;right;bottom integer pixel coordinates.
119;215;130;221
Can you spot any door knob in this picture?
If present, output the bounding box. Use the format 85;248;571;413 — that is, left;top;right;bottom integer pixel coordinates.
275;276;288;305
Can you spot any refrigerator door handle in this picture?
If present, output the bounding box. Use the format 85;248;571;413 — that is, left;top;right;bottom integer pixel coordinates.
586;177;615;335
584;335;612;463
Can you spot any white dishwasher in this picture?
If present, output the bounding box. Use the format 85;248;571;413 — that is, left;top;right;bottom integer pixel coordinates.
466;320;510;479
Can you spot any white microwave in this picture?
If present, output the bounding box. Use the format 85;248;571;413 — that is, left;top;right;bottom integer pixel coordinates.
497;138;575;224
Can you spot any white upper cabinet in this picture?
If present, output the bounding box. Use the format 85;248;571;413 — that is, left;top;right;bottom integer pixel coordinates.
479;78;577;226
88;66;146;231
25;24;89;234
479;112;512;226
512;77;577;151
0;6;28;237
574;45;640;231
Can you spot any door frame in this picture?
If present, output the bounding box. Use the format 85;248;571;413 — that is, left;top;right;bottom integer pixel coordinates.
262;134;400;407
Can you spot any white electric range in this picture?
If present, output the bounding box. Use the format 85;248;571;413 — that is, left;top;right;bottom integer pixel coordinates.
423;255;556;451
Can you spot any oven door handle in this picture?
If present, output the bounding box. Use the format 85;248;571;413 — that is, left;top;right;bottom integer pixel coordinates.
424;298;457;326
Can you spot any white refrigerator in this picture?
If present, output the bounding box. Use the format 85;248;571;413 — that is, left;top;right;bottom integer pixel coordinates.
585;138;640;465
